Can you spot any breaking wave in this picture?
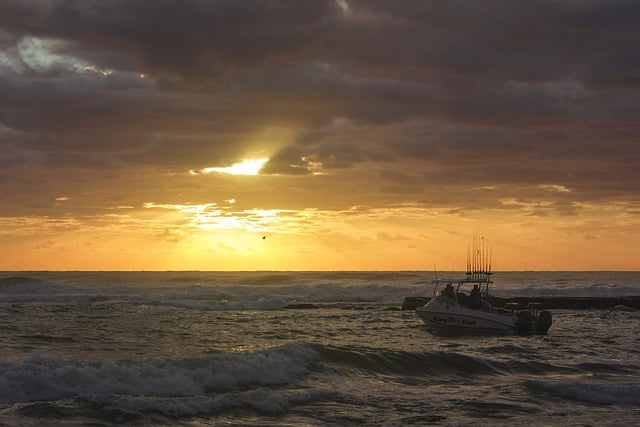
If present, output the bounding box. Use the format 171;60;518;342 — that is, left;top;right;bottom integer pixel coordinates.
1;271;639;309
313;345;640;380
316;345;501;377
0;343;320;413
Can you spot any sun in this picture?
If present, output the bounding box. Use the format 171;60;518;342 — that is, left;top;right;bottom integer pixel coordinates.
199;158;269;176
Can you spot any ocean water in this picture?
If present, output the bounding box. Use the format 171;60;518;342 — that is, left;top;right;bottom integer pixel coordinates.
0;271;639;426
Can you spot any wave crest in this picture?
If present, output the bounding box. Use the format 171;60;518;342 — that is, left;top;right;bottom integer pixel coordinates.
315;345;501;377
0;344;319;405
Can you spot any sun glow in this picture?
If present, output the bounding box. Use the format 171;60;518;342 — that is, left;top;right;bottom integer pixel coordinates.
200;158;269;176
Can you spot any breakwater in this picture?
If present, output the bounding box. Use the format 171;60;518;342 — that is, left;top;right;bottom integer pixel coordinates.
401;295;640;311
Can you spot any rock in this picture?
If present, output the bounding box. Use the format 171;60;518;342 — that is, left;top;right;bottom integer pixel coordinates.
401;295;640;310
282;303;317;310
401;296;429;310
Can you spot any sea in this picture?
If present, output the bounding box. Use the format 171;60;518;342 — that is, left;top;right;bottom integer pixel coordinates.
0;271;639;426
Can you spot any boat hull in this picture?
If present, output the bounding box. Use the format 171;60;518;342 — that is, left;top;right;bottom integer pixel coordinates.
416;304;516;334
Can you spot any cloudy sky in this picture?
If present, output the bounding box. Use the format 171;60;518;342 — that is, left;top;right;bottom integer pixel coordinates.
1;0;639;270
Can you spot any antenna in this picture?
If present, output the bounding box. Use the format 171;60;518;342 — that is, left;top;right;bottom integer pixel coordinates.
465;234;493;284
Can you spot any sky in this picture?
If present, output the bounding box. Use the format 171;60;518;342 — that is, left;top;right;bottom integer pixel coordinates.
0;0;639;271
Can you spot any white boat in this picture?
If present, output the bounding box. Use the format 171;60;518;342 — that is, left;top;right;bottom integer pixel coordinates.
416;238;552;335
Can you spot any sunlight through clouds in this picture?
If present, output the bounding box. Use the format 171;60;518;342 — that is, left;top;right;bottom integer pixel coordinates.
538;184;572;193
197;159;269;176
1;1;639;270
143;202;296;234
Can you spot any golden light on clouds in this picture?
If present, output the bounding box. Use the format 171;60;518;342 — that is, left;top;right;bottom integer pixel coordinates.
538;184;571;193
1;2;639;271
196;158;270;176
0;197;638;270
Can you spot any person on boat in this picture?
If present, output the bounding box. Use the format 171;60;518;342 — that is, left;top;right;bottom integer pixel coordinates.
444;283;455;299
470;284;482;308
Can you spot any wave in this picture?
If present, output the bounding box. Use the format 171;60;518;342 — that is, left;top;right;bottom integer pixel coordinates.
315;345;504;377
0;276;66;295
0;344;319;407
88;388;330;417
312;344;640;381
0;275;422;309
2;272;639;309
492;285;640;298
527;380;640;406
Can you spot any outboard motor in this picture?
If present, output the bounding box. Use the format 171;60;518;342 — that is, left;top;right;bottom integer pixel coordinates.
536;310;553;335
516;310;534;335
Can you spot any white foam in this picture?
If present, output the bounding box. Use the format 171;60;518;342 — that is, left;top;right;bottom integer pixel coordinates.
1;271;639;309
0;344;319;405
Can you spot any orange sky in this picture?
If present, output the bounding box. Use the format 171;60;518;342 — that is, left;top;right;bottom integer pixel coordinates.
0;1;639;271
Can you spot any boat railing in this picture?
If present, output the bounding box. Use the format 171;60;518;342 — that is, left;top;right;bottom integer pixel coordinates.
505;302;520;313
431;277;494;303
527;301;542;315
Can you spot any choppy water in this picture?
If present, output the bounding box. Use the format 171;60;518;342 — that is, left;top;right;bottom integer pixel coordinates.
0;271;639;425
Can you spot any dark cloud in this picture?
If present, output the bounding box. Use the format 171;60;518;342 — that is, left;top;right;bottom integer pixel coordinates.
261;145;314;175
585;53;640;89
0;0;341;78
2;0;638;85
0;0;638;217
339;1;640;83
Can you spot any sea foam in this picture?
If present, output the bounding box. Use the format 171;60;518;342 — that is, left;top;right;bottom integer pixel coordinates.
0;344;319;405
